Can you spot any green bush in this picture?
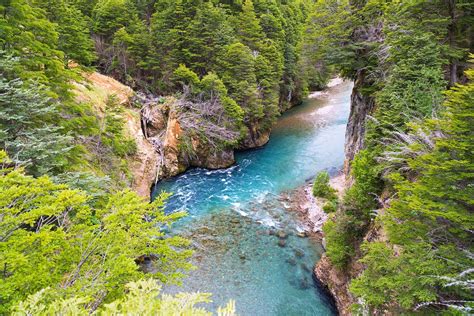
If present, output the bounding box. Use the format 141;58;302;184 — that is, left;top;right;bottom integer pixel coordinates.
323;215;355;269
312;171;337;199
323;200;338;213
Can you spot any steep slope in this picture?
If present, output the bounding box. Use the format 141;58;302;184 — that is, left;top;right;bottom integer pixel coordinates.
73;71;159;197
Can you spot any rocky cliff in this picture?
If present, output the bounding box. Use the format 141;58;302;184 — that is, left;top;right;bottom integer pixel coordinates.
73;71;159;197
315;13;384;314
74;72;289;198
140;97;237;181
344;70;375;176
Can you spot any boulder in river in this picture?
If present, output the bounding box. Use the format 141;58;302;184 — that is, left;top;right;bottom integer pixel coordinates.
277;230;288;239
294;248;305;258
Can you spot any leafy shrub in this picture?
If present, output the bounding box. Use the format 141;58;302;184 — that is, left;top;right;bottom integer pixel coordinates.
14;279;236;316
0;154;192;313
312;171;337;200
103;95;137;157
323;200;338;213
322;214;356;269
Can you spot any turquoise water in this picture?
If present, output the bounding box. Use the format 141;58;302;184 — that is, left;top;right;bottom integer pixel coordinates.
152;81;353;315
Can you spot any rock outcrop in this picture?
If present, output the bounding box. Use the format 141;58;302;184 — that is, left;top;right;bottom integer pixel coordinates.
315;219;387;315
344;70;375;176
239;124;271;149
315;255;359;315
141;98;236;181
124;110;159;197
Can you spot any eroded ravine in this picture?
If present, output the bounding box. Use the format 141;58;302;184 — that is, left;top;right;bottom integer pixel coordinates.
152;80;353;315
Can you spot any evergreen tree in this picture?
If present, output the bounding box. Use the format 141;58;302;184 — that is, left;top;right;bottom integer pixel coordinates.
237;0;264;52
187;2;234;76
0;0;68;93
351;65;474;314
219;42;263;124
0;59;73;176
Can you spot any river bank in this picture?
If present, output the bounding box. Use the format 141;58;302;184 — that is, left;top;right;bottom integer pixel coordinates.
282;170;352;315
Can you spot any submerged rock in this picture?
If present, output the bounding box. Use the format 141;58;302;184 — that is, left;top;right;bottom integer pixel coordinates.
297;231;307;238
278;239;287;248
300;263;311;273
286;257;297;266
294;248;305;258
277;230;289;239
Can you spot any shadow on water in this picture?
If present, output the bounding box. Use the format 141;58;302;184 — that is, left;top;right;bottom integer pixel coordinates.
152;80;353;315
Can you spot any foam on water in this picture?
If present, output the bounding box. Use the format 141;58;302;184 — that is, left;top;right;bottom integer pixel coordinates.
153;81;354;315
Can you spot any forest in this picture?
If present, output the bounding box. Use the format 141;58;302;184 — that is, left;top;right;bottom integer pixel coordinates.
0;0;473;314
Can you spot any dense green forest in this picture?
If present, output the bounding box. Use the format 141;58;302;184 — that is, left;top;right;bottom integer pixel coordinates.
0;0;473;314
308;0;473;314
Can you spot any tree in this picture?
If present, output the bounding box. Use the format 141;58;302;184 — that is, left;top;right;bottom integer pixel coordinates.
92;0;132;37
0;59;73;176
0;154;192;313
237;0;264;52
149;0;195;91
33;0;96;65
351;65;474;313
0;0;68;93
219;42;262;124
187;2;234;76
14;279;236;316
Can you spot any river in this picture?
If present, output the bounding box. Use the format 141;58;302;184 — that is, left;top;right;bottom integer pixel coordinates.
152;80;353;315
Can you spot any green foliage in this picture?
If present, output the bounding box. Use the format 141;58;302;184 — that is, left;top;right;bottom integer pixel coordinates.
322;214;355;269
33;0;96;65
299;0;352;89
343;150;381;215
0;159;192;313
103;96;137;158
351;67;474;313
312;171;336;200
93;0;131;36
200;72;245;123
0;61;73;176
220;42;263;125
350;242;442;311
237;0;264;51
14;279;236;316
322;200;338;214
323;150;382;269
0;0;69;94
173;64;200;91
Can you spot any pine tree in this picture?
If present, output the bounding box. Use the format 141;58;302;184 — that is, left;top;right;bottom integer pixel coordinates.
187;2;234;76
237;0;264;52
0;0;67;93
34;0;96;65
219;42;263;124
351;65;474;313
0;58;73;176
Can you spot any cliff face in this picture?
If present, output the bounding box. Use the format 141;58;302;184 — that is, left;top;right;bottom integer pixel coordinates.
239;123;271;150
344;70;375;176
74;72;283;198
124;110;159;197
315;220;386;315
317;19;383;313
73;71;159;198
141;98;236;181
